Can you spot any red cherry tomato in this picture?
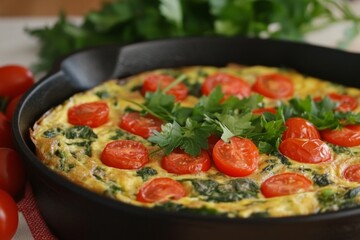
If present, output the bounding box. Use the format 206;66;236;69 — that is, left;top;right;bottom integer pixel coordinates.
328;93;358;112
279;138;332;164
261;173;312;198
321;125;360;147
101;140;149;169
0;189;18;240
282;117;320;140
161;149;211;174
212;137;259;177
141;74;188;101
0;65;34;100
252;107;277;115
0;148;26;197
119;112;163;139
343;164;360;182
252;73;294;99
201;73;251;99
0;113;13;148
5;94;22;120
68;101;109;128
136;177;187;203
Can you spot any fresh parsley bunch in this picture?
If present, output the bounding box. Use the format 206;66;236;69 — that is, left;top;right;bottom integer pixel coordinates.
130;84;360;156
27;0;360;73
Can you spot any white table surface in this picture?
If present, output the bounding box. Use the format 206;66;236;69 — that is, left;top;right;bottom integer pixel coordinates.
2;5;360;238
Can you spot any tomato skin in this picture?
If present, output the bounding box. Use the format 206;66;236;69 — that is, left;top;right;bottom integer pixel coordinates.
252;73;294;99
0;65;34;100
282;117;320;140
68;101;109;128
141;74;188;101
328;93;358;112
119;112;163;139
343;164;360;182
0;148;26;197
161;149;211;174
261;173;312;198
279;138;332;164
0;189;18;240
212;137;259;177
5;94;22;120
136;177;187;203
201;73;251;99
321;125;360;147
0;113;13;148
101;140;149;169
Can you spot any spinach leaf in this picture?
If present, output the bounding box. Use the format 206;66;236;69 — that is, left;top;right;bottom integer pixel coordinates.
190;178;259;202
136;167;158;181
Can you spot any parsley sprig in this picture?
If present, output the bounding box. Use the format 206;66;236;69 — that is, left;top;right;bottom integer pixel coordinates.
282;96;360;130
131;86;360;156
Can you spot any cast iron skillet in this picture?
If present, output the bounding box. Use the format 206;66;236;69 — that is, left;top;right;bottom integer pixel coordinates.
12;37;360;240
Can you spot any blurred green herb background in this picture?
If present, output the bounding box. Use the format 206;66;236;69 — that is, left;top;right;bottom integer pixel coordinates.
27;0;360;73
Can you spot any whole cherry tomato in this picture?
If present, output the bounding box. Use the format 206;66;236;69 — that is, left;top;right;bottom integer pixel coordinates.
101;140;149;169
261;173;312;198
212;137;259;177
252;73;294;99
0;65;34;100
0;148;26;197
201;73;251;100
0;113;13;148
5;94;22;120
141;74;188;101
0;189;18;240
161;149;211;174
119;112;163;139
136;177;187;203
68;101;109;128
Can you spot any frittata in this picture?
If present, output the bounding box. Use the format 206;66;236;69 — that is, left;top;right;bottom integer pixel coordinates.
31;65;360;218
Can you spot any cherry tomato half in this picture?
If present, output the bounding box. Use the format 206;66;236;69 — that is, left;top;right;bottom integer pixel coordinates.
343;164;360;182
136;177;187;203
0;113;13;148
0;148;26;197
0;189;18;240
101;140;149;169
119;112;163;139
0;65;34;100
282;117;320;140
279;138;332;164
201;73;251;99
68;101;109;128
162;149;211;174
252;73;294;99
321;125;360;147
252;107;277;115
212;137;259;177
141;74;188;101
261;173;312;198
328;93;358;112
